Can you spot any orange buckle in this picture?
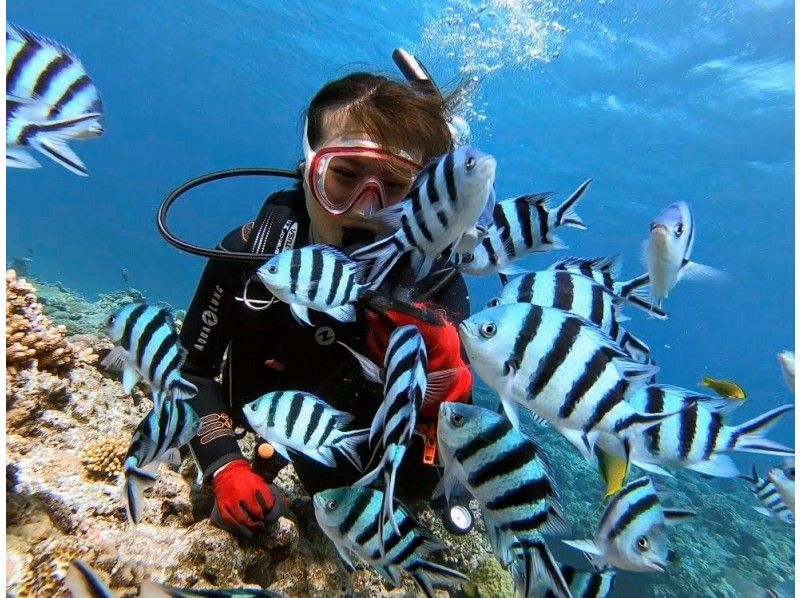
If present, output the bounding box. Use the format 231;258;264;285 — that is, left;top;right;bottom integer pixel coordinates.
417;422;438;465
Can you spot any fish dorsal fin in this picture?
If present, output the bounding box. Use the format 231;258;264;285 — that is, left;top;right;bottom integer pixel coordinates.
7;23;84;65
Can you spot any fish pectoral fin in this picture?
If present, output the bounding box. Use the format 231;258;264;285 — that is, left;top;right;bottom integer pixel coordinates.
289;304;313;326
678;260;731;283
100;346;129;372
423;367;463;405
562;539;604;556
6;147;41;169
29;132;90;176
561;428;594;462
630;459;674;477
122;365;140;394
324;303;357;323
336;340;382;383
163;448;182;467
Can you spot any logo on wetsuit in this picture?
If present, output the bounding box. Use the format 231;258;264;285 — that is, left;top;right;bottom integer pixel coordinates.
315;326;335;345
198;412;235;445
194;284;224;352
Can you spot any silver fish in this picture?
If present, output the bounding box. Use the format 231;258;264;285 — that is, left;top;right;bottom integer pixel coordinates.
777;350;794;393
437;402;571;598
741;464;794;525
65;558;283;597
768;458;795;515
459;303;674;461
597;385;794;478
313;486;468;597
456;180;590;277
243;390;367;471
563;477;693;572
124;400;201;524
351;145;496;285
643;201;726;307
101;303;197;411
256;244;371;326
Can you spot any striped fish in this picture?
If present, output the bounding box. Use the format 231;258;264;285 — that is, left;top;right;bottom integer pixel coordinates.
548;255;668;320
437;403;571;598
256;244;371;326
7;23;103;174
564;477;693;572
768;458;795;515
6;94;101;174
491;270;658;366
313;486;469;597
354;325;427;544
351;146;496;286
459;303;674;461
101;304;197;411
543;566;616;598
601;385;795;478
741;465;794;525
243;390;368;471
455;179;590;277
65;559;283;597
124;400;201;524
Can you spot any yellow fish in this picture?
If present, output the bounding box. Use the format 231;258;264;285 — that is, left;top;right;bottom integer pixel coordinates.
595;444;629;498
699;376;746;400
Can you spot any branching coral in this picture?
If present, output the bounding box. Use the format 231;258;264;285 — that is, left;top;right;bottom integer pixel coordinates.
82;434;129;481
6;270;97;376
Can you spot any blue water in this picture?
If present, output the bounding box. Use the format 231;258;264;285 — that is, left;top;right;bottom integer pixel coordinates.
6;0;795;593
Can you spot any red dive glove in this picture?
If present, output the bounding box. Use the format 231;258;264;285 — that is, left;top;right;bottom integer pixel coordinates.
210;459;286;540
365;302;472;420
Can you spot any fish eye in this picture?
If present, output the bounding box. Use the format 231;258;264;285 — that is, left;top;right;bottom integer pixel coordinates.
674;223;683;237
107;314;116;326
636;536;649;551
480;323;497;338
450;412;465;427
267;265;278;275
249;403;257;411
465;156;476;171
327;500;337;510
463;254;475;264
486;298;500;308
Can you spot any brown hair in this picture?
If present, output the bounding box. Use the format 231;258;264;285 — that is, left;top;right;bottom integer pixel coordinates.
304;72;456;165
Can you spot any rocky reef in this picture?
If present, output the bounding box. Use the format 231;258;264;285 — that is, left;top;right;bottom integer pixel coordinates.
5;272;795;597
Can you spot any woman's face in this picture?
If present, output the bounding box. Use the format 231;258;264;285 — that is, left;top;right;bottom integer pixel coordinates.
303;115;422;247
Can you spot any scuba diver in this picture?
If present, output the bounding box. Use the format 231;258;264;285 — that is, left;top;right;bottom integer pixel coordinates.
167;50;476;540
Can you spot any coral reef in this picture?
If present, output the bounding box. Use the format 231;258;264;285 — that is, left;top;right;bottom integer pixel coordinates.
5;275;795;598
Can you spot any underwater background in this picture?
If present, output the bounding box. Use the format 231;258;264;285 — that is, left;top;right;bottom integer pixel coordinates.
6;0;795;596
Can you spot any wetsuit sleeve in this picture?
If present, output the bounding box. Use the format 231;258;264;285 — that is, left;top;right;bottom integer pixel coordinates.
180;225;249;479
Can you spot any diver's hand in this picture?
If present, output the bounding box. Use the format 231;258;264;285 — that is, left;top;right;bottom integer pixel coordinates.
365;302;472;419
210;459;285;540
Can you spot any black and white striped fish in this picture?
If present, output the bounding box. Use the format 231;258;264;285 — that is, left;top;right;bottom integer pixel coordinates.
313;486;469;597
542;566;616;598
7;23;104;174
437;402;571;598
455;179;590;277
564;477;693;572
600;385;795;478
123;400;201;524
353;325;427;544
768;458;795;515
6;94;101;175
548;255;668;320
256;244;371;326
490;270;657;366
459;303;675;461
741;464;794;525
101;304;197;411
243;390;368;471
351;146;496;286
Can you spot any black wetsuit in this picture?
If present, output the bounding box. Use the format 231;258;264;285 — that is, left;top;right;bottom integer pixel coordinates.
179;187;471;500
